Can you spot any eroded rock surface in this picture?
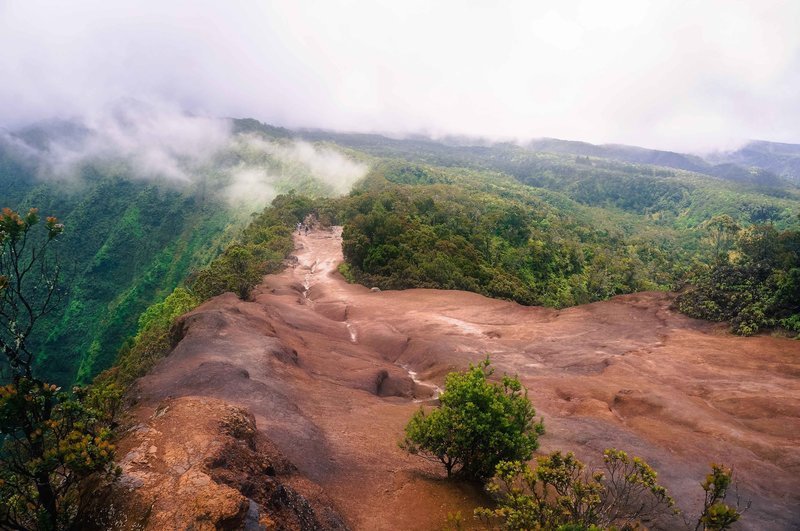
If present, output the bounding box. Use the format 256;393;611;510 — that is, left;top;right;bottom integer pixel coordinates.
108;227;800;530
94;398;347;530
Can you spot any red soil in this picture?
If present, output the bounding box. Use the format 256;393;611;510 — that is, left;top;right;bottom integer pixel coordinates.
118;227;800;530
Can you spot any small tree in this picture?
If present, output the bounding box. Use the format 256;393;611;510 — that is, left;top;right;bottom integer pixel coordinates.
191;243;264;300
0;208;63;379
400;358;544;481
0;207;118;530
703;215;739;262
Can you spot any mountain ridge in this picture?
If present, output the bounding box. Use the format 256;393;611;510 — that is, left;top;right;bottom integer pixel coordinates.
103;226;800;529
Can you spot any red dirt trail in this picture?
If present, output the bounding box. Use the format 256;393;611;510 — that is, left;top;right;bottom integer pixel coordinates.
119;227;800;530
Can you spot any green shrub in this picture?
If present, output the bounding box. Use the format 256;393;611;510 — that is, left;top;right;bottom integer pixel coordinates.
676;223;799;335
337;262;356;283
476;453;746;531
400;358;544;481
475;449;676;530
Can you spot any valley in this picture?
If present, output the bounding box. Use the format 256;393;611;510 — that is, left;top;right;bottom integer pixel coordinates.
110;227;800;530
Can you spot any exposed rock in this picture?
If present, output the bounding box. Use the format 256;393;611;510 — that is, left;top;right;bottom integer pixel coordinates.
89;398;347;530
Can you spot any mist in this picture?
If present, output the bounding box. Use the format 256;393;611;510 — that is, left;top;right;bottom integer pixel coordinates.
1;101;369;207
1;1;799;153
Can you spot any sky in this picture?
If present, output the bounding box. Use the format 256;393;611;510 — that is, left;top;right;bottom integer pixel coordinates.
1;0;799;152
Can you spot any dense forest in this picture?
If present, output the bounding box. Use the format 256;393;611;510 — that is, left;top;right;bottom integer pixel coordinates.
677;215;800;335
339;163;677;307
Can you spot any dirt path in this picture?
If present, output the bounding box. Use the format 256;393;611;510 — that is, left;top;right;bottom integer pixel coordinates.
125;227;800;530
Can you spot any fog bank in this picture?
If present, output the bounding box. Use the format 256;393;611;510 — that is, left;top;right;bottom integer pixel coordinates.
1;102;368;206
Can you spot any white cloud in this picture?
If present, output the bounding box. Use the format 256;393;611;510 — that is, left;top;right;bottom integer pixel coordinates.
18;100;232;181
0;0;799;151
240;137;368;195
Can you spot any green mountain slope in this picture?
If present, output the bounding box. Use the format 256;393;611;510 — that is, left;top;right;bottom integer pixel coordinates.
709;140;800;184
0;157;244;384
0;118;365;384
301;129;800;228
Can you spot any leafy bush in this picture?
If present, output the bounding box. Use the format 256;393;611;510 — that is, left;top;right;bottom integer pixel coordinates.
475;449;676;530
475;452;746;531
191;244;265;300
676;223;800;335
0;379;119;530
400;358;544;481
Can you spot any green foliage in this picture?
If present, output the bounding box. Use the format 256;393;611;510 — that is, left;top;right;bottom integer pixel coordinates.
0;379;118;530
702;215;740;260
694;464;746;531
400;358;544;481
0;168;249;385
134;287;199;340
341;180;669;308
337;262;356;283
189;193;312;301
476;452;747;531
0;207;64;380
0;208;117;530
192;244;264;300
676;222;800;335
475;449;676;530
99;287;199;389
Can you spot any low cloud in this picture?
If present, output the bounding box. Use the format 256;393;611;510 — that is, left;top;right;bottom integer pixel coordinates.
236;135;368;195
2;101;368;207
223;167;277;207
3;100;231;182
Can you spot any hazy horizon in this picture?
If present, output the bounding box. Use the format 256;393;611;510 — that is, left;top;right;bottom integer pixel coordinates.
2;1;799;153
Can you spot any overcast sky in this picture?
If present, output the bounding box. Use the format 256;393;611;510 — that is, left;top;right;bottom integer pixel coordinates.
1;0;798;152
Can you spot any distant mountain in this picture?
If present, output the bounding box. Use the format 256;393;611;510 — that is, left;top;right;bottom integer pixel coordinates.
526;138;711;173
302;129;793;189
524;138;790;188
707;140;800;184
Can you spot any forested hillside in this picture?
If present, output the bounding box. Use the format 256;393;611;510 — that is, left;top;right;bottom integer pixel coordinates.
2;173;241;385
339;162;680;307
0;115;366;385
302;130;800;226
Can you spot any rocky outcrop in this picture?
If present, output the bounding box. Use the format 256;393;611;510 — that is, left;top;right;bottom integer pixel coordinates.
91;398;347;530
